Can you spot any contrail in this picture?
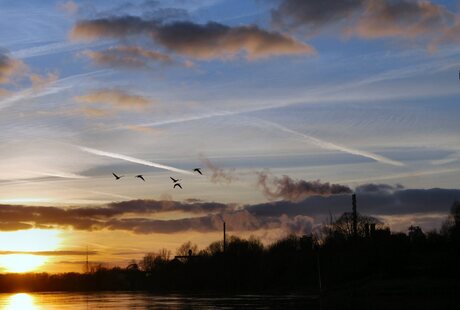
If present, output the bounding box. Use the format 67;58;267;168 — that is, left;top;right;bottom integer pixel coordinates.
78;146;193;175
255;119;404;167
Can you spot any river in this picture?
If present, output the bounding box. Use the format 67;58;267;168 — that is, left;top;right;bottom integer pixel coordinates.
0;292;317;309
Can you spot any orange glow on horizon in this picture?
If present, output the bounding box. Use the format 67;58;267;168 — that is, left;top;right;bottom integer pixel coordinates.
0;229;61;273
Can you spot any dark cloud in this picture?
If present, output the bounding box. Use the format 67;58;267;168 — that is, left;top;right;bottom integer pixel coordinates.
248;187;460;218
257;172;352;202
1;187;459;234
271;0;459;48
0;222;33;231
71;17;315;59
141;7;189;21
271;0;363;34
355;183;404;194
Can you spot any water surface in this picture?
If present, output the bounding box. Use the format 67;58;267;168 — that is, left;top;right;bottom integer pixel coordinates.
0;292;317;309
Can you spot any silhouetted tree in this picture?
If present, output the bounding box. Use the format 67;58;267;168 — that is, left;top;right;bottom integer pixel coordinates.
176;241;198;256
329;212;382;239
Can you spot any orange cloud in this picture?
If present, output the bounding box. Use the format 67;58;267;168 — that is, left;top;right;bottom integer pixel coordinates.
0;53;27;84
75;89;153;110
81;45;173;68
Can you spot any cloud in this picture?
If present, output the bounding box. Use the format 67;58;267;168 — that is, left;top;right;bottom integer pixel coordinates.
257;172;352;202
1;186;460;234
71;17;315;59
248;186;460;218
355;183;404;194
80;107;114;118
255;118;405;167
74;89;153;110
0;52;27;84
58;1;79;15
271;0;460;49
0;250;97;256
200;156;237;184
271;0;363;35
81;45;173;68
78;145;194;175
30;71;59;91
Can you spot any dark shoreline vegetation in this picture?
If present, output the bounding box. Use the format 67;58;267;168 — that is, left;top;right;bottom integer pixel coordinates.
1;202;460;308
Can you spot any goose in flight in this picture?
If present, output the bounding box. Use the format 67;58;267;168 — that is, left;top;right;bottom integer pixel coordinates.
112;173;123;180
170;177;181;183
136;175;145;182
193;168;203;175
173;183;183;189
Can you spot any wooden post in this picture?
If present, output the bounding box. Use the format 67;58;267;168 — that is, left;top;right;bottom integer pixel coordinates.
352;194;357;238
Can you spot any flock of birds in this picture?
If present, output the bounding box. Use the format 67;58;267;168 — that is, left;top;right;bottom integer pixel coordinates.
111;168;203;189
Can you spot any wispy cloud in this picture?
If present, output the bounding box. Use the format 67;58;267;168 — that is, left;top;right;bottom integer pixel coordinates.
200;155;236;184
78;146;193;175
75;89;153;110
255;118;404;167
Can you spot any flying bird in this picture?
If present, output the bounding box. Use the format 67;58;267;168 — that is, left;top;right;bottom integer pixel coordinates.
112;173;123;180
193;168;203;175
170;177;181;183
136;175;145;181
173;183;183;189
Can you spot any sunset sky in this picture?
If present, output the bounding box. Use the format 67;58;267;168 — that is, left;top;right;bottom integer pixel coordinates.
1;0;460;273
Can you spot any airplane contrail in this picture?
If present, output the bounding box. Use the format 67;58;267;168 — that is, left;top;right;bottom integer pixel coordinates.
255;118;404;167
78;146;194;175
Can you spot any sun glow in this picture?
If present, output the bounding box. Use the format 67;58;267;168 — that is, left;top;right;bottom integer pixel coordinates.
0;229;61;272
0;255;47;273
5;293;40;310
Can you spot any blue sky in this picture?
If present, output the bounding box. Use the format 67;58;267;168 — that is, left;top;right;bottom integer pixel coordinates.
1;0;460;271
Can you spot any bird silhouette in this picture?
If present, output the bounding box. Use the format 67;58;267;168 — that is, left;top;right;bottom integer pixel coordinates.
136;175;145;181
193;168;203;175
170;177;182;183
173;183;183;189
112;173;123;180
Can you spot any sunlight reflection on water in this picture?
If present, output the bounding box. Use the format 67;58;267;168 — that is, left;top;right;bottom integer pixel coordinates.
0;292;316;309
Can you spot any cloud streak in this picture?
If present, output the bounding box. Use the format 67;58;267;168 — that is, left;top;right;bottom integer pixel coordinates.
78;146;193;175
255;118;405;166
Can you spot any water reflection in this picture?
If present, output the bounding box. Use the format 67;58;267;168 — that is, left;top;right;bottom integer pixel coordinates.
0;292;315;309
4;293;40;310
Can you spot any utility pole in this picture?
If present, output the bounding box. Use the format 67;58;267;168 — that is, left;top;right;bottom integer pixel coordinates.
352;194;357;238
223;221;226;253
86;245;89;274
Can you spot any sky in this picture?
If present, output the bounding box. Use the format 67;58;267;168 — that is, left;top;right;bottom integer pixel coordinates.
0;0;460;273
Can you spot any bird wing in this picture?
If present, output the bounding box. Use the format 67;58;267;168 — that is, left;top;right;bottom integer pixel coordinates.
174;183;182;189
140;176;145;181
112;173;119;178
